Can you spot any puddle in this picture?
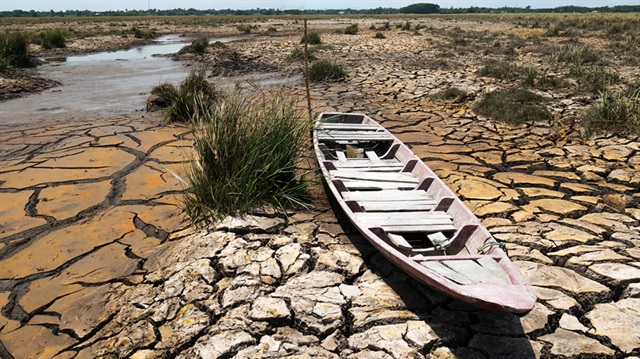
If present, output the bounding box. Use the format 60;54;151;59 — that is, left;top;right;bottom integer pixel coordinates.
0;34;294;126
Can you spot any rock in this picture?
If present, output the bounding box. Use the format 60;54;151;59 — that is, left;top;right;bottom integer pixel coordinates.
156;304;210;349
493;172;556;188
559;313;588;332
589;263;640;282
515;261;610;296
566;249;630;266
528;199;586;216
468;333;538;358
250;296;291;321
456;178;504;200
586;298;640;353
538;328;614;357
542;223;597;245
347;324;422;359
519;302;553;334
531;286;579;310
186;328;255;358
216;215;285;233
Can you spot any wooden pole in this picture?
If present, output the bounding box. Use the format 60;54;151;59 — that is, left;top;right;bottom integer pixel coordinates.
303;19;312;120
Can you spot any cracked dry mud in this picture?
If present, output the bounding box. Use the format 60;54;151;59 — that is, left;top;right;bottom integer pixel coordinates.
1;17;640;359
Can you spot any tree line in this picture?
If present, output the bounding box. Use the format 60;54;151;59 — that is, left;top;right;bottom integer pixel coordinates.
1;3;638;18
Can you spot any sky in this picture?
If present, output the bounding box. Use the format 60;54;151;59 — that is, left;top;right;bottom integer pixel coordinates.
0;0;637;12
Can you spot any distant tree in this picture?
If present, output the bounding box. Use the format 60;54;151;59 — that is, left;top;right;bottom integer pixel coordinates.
400;3;440;14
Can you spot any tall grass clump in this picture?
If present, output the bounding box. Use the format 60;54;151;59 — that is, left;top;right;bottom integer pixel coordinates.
34;28;67;49
0;32;33;68
309;60;346;82
300;31;322;45
474;87;551;125
476;59;523;81
237;24;253;34
344;23;359;35
165;68;219;122
584;88;640;136
178;37;209;55
182;86;311;223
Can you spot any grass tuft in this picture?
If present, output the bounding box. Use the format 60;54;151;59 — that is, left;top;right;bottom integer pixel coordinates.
474;87;551;125
309;60;346;82
584;88;640;136
300;31;322;45
374;32;386;39
34;28;67;49
182;86;311;223
344;23;359;35
288;46;316;61
165;68;219;122
476;59;523;81
237;24;253;34
179;37;209;55
0;31;33;68
432;88;468;101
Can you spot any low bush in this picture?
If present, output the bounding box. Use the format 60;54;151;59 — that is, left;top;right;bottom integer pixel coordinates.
401;21;412;31
0;31;33;68
34;28;67;49
179;37;209;55
379;22;391;31
374;32;386;39
237;24;253;34
301;31;322;45
584;88;639;136
344;23;359;35
165;68;219;122
474;87;551;125
288;46;316;61
182;86;311;223
131;26;155;39
476;59;523;81
432;88;468;101
146;83;178;111
309;60;346;82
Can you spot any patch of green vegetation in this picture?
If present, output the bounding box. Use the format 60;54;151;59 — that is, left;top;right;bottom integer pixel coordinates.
146;83;178;111
130;26;155;39
476;59;524;81
182;86;311;223
379;22;391;31
0;31;33;69
344;23;359;35
432;88;468;101
401;21;412;31
236;24;253;34
33;28;67;49
552;43;604;67
287;46;316;61
179;37;209;55
584;87;639;136
156;68;220;122
474;87;551;125
374;32;386;39
309;60;346;82
300;31;322;45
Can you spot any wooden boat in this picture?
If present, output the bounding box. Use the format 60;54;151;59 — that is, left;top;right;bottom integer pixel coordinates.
313;112;536;314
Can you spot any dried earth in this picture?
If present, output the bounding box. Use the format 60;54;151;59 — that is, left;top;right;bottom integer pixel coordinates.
1;17;639;358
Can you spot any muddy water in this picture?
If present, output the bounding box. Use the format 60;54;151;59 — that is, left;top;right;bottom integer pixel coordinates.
1;35;223;125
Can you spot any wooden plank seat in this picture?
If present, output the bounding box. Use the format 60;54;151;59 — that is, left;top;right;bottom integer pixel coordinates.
355;211;455;233
330;170;419;184
342;189;433;202
419;256;512;285
339;179;416;190
357;200;436;212
317;130;394;142
316;123;380;131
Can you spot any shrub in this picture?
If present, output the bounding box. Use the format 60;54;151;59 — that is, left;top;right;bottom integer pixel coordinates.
179;37;209;55
0;32;33;68
476;59;523;81
301;31;322;45
369;24;377;30
374;32;386;39
130;26;155;39
432;88;468;101
344;23;359;35
401;21;412;31
182;86;311;223
146;83;178;111
165;68;219;122
584;88;639;136
474;87;551;125
552;43;603;67
309;60;346;82
288;46;316;61
379;22;391;31
522;67;538;87
237;24;252;34
35;28;67;49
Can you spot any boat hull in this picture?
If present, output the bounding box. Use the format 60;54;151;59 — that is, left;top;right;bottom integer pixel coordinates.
313;112;536;314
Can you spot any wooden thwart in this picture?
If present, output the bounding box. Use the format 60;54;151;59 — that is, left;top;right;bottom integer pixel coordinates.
331;170;419;184
381;224;457;232
358;200;436;212
317;123;379;131
420;257;512;285
340;179;416;190
342;190;432;201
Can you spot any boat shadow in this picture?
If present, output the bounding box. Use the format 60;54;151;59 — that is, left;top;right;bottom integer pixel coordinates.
321;183;537;358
